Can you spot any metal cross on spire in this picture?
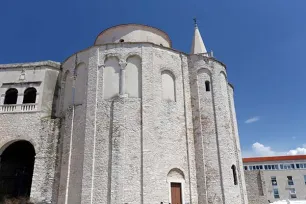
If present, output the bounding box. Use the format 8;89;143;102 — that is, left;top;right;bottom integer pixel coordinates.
193;17;198;27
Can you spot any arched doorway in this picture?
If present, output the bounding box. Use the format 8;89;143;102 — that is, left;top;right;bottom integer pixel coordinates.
0;141;35;201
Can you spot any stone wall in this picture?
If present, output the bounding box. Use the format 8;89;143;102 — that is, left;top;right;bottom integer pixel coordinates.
0;113;60;203
244;170;268;204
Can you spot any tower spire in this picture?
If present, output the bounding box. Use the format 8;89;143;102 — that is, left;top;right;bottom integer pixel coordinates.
191;18;207;54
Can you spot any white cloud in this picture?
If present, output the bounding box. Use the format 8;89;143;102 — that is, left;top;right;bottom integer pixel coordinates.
287;147;306;155
243;142;306;157
252;142;276;156
245;116;260;124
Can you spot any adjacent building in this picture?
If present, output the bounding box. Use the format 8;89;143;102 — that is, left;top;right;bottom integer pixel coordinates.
244;155;306;203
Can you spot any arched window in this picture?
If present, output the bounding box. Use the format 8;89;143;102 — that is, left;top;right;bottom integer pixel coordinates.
161;71;176;101
4;88;18;104
74;63;87;104
23;88;37;104
205;80;210;92
103;57;120;99
125;56;142;98
231;165;238;185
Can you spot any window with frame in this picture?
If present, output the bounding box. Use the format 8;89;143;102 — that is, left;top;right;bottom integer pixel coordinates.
287;176;294;185
284;164;292;170
271;176;277;186
244;166;248;170
273;188;280;199
289;188;297;198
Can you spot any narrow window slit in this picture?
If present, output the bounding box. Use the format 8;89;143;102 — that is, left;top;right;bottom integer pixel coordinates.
231;165;238;185
205;80;210;92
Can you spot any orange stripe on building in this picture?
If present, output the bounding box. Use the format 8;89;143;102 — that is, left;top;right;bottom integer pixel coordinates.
243;155;306;163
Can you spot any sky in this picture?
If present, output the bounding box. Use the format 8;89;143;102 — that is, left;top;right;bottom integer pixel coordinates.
1;0;306;157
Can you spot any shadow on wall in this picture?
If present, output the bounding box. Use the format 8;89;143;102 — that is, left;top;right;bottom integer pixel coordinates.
51;78;60;119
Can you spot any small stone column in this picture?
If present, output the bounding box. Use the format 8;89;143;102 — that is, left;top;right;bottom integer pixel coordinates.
119;60;127;97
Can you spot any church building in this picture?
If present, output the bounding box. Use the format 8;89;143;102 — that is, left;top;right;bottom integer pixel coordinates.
0;22;248;204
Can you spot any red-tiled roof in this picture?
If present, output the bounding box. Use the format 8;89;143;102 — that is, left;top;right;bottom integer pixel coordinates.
243;155;306;163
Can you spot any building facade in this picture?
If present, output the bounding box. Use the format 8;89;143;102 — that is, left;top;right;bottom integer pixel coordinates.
0;23;248;204
244;155;306;203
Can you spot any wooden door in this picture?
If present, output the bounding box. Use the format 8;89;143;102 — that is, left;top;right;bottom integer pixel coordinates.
171;183;182;204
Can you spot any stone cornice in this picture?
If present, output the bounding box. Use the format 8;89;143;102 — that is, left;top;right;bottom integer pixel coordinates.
62;42;226;69
0;60;61;70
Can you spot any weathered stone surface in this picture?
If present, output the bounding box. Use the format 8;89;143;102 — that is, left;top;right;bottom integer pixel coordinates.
244;171;268;204
0;24;248;204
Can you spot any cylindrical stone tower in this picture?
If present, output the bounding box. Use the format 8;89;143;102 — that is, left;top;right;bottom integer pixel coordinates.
189;21;248;204
189;54;248;204
56;23;248;204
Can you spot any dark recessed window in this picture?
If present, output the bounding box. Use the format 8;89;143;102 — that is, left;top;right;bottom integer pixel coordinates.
205;81;210;92
288;176;294;185
273;188;280;199
231;165;238;185
119;39;124;42
290;188;297;198
23;87;37;104
4;88;18;104
271;176;277;186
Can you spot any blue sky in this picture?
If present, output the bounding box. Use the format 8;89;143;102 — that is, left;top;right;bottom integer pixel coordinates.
1;0;306;157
